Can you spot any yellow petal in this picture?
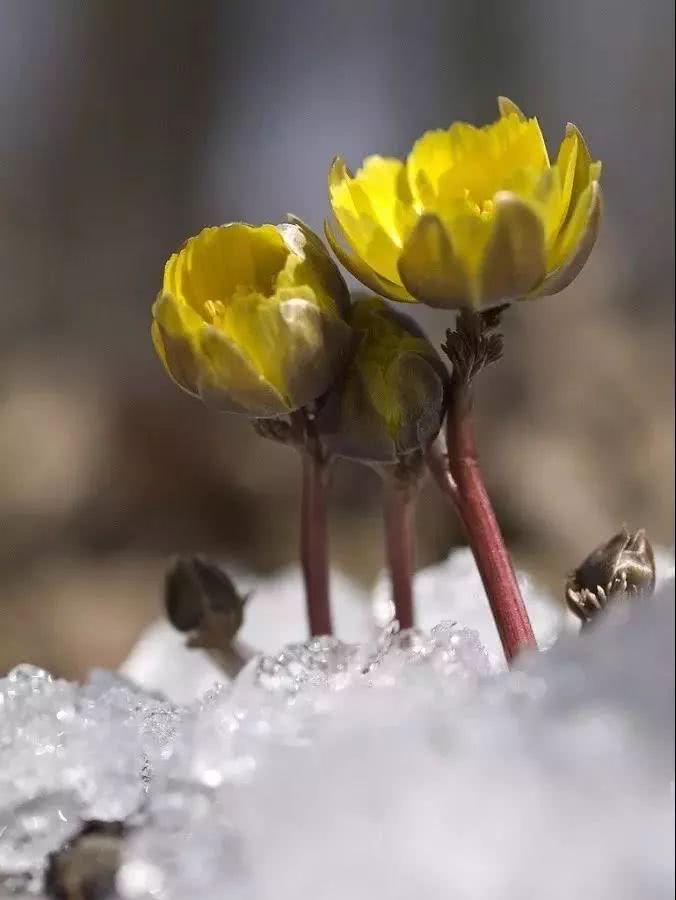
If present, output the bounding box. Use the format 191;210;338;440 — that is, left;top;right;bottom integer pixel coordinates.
547;174;601;272
504;166;566;249
276;297;353;409
443;203;493;282
563;123;602;223
330;155;415;242
442;116;549;205
198;324;289;417
163;224;288;315
406;128;457;209
478;192;546;306
214;286;351;409
497;96;527;120
217;291;294;398
151;320;199;396
550;130;579;240
151;319;168;367
397;214;470;309
533;181;602;298
278;217;349;316
152;291;203;339
408;113;549;212
323;218;415;303
151;292;204;395
328;155;414;284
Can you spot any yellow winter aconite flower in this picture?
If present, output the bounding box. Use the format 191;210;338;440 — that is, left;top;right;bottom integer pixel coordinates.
326;97;602;310
316;296;448;462
151;219;352;417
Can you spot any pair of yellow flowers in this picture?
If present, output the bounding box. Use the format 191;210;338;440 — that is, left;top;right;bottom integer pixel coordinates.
152;98;601;460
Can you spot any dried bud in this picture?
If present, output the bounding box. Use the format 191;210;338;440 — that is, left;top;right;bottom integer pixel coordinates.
165;556;246;650
566;528;656;626
315;295;448;463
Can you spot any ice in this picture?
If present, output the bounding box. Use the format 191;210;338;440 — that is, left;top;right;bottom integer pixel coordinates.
373;547;568;667
358;622;493;692
253;636;360;694
1;566;673;899
0;666;179;893
0;792;80;891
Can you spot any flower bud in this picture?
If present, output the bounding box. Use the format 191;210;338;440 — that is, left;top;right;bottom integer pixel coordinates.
151;219;352;417
565;528;656;626
315;296;448;463
165;556;246;649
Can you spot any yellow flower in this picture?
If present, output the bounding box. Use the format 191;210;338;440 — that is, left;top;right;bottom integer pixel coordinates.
326;97;602;310
151;219;352;417
316;296;448;462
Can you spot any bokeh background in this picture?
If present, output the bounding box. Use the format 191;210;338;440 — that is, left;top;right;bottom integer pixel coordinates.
1;0;673;677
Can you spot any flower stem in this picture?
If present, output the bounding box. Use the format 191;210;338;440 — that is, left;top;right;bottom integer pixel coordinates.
445;383;536;663
300;449;332;636
383;473;418;630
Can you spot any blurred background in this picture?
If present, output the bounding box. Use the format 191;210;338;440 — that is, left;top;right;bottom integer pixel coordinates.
0;0;673;678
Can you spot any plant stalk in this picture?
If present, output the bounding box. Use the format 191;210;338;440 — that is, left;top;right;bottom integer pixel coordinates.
300;449;332;636
445;384;536;663
383;474;417;630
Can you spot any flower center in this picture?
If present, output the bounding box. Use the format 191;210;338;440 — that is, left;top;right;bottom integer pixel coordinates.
465;191;494;221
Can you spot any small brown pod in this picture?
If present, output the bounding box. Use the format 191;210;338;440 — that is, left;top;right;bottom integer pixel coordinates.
565;528;656;626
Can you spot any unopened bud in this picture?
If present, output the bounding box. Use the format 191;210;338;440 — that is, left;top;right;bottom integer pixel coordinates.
315;295;448;463
566;528;656;626
164;556;247;650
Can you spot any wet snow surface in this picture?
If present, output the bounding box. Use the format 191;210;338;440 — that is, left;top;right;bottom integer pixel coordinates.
0;551;674;899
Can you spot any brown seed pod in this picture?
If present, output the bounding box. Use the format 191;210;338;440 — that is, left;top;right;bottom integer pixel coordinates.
164;556;247;650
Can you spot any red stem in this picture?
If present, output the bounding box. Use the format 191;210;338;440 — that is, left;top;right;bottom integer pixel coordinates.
445;385;536;663
383;477;417;630
300;450;332;636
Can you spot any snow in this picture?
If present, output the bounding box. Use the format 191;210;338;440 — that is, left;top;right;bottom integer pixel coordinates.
0;552;674;899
